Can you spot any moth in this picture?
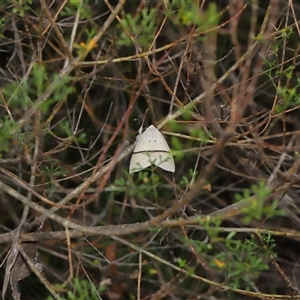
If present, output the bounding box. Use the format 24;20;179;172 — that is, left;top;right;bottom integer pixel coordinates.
129;125;175;173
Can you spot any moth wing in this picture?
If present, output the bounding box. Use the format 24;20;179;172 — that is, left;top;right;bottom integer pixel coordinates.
134;125;171;152
129;152;151;173
129;125;175;173
150;152;175;172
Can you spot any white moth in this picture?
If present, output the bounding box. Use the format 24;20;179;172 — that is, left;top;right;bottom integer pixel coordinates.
129;125;175;173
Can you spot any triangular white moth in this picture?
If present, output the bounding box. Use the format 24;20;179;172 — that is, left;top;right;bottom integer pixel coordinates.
129;125;175;173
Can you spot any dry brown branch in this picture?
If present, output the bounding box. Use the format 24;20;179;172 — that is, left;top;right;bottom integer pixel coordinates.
1;1;300;299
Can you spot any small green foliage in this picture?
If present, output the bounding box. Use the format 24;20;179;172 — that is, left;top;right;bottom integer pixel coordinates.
235;181;274;224
261;26;299;114
4;80;32;110
58;120;73;137
180;169;198;185
235;182;285;224
276;79;300;113
118;8;157;47
181;106;193;121
32;63;47;96
211;233;273;290
75;132;87;144
3;64;73;114
61;1;92;19
46;277;106;300
84;28;98;41
0;17;5;38
235;188;251;202
276;65;295;79
113;177;127;191
167;121;181;132
254;33;264;43
206;2;219;28
183;228;273;290
12;0;32;18
68;0;84;9
177;257;187;268
43;160;66;177
251;180;271;201
261;231;277;256
0;116;20;157
176;257;195;275
190;126;209;143
120;171;164;199
39;74;73;113
74;27;98;55
175;1;200;26
265;199;286;218
42;158;68;191
168;1;219;30
280;27;293;39
202;216;223;241
171;135;182;152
